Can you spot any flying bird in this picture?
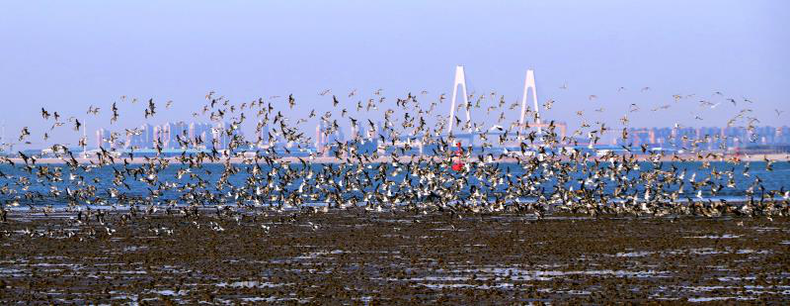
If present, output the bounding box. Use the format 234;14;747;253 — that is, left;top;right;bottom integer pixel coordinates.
72;118;82;131
542;99;554;110
18;127;30;141
111;102;119;124
144;98;156;118
87;105;100;115
288;94;296;109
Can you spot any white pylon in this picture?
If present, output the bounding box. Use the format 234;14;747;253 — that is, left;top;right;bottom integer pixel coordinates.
447;65;470;134
519;69;541;136
83;122;87;158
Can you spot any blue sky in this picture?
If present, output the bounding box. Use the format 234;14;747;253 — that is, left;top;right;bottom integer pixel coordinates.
0;1;788;148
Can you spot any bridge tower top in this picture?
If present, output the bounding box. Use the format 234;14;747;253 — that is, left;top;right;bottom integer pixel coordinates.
519;69;541;137
447;65;470;134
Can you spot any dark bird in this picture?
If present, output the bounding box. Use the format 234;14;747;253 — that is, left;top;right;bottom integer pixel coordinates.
111;102;119;124
144;98;156;118
18;127;30;141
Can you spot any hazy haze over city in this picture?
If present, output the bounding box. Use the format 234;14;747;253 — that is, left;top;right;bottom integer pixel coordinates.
0;0;788;149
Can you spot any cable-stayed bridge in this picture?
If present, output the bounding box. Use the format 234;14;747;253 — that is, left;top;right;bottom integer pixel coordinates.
443;65;566;146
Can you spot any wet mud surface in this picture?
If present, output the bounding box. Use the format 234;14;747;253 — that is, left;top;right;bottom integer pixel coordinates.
1;210;789;304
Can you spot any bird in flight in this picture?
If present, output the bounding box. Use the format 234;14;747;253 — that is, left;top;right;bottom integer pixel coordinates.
651;104;671;111
87;105;100;115
542;99;554;110
111;102;119;124
288;94;296;109
18;127;30;141
144;99;156;118
71;118;82;131
619;115;629;125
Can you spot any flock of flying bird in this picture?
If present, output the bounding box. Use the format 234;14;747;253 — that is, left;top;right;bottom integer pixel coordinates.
1;84;788;230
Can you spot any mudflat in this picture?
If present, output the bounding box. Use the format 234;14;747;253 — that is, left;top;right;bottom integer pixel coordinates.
1;210;789;303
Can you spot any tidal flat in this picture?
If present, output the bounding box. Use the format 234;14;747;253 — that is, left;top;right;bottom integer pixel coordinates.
1;210;789;304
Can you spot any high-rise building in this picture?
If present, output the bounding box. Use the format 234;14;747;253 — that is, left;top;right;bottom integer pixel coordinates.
257;121;270;145
212;122;230;149
188;122;213;148
95;128;111;149
315;121;325;151
125;123;154;149
350;124;359;141
161;122;188;149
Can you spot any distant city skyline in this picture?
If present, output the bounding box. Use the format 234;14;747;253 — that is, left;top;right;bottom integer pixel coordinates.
0;1;787;149
19;120;790;153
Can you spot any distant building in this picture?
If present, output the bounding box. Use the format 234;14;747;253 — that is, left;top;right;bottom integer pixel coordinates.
95;128;111;149
606;125;790;152
262;124;270;142
188;122;213;148
315;122;325;151
120;121;226;150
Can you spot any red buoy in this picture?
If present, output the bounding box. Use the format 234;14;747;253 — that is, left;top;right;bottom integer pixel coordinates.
452;142;464;171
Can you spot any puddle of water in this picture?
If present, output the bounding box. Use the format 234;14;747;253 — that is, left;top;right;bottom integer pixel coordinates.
376;267;671;284
146;289;189;296
687;296;755;302
684;234;740;239
418;282;514;290
736;249;770;255
612;251;654;257
665;248;727;255
216;281;293;288
123;245;148;252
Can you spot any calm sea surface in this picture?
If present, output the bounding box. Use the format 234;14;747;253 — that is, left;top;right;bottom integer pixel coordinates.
0;161;787;208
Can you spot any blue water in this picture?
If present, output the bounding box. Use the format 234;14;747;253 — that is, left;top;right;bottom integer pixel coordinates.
0;161;787;208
